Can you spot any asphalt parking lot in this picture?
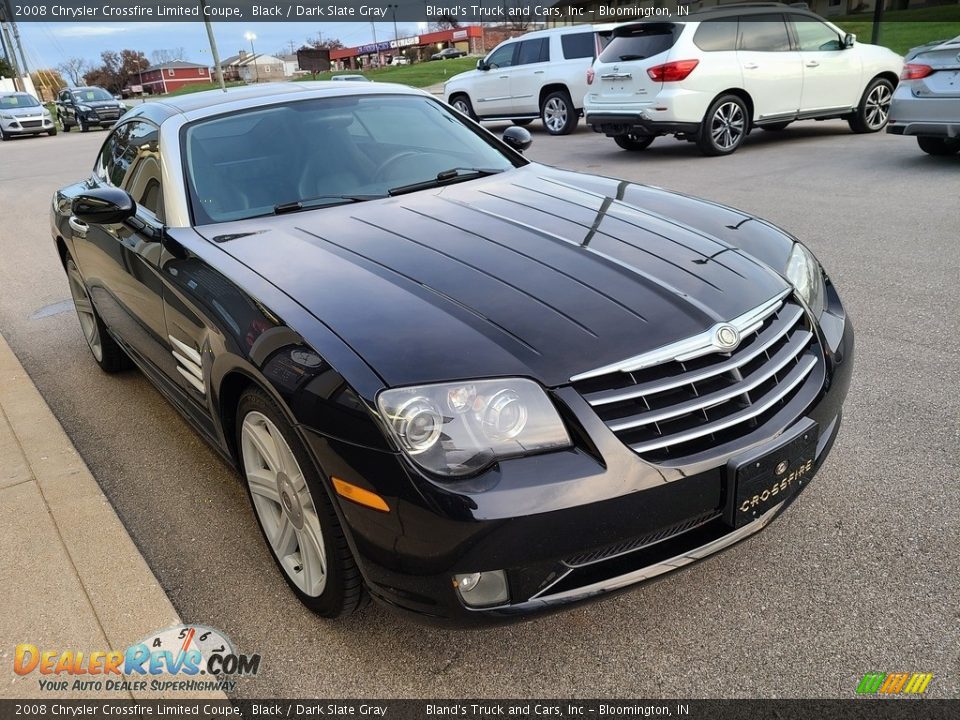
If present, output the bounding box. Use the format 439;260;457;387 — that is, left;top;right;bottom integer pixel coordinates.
0;117;957;698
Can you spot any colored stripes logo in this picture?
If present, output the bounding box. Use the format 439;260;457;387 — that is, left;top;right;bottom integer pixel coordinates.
857;672;934;695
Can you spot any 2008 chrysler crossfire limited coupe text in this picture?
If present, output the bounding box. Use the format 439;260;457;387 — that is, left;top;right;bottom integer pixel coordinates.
51;82;852;624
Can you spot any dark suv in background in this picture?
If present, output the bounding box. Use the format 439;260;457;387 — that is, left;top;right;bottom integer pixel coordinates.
55;87;126;133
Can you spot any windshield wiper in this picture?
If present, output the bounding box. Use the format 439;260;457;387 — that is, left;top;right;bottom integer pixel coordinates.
618;54;647;61
388;167;504;197
273;194;385;215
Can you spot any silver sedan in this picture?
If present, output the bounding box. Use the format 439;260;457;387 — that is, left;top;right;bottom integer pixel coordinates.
887;36;960;155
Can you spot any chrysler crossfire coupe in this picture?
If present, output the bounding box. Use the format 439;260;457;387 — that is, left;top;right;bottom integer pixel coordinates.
50;83;852;623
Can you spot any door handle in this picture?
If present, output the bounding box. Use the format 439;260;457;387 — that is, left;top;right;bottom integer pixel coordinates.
805;61;820;68
743;63;759;70
534;70;544;74
68;216;88;237
499;75;509;79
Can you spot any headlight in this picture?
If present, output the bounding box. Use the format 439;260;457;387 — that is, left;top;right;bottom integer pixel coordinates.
377;378;572;477
0;114;13;120
77;104;92;112
785;243;826;316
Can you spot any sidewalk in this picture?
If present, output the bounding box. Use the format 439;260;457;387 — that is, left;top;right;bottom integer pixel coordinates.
0;332;219;700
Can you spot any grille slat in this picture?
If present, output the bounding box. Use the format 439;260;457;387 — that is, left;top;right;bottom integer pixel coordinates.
573;298;822;462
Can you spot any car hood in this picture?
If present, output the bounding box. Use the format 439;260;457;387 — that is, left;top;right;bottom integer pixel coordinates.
199;165;794;389
4;106;45;117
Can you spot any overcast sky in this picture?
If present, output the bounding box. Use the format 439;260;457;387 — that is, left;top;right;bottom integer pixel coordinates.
15;21;426;71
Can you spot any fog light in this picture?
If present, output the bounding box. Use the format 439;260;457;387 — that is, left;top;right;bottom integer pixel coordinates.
453;570;509;608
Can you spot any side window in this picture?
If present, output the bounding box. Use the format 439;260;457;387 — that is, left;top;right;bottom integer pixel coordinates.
121;121;163;221
694;20;738;51
793;20;842;52
738;14;792;52
517;38;549;65
561;32;596;60
486;43;517;69
96;124;133;187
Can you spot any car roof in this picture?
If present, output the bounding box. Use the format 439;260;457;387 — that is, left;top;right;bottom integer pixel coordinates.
122;81;427;124
610;3;821;28
513;25;602;39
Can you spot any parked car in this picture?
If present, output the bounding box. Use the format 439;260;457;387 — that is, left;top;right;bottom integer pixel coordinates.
55;86;126;133
432;47;467;61
445;26;605;135
389;56;411;66
51;82;851;624
585;4;903;155
330;75;370;82
887;36;960;156
0;92;56;139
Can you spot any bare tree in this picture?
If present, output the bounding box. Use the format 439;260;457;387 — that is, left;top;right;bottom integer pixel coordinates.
58;57;90;86
429;18;460;31
150;47;186;65
303;34;345;50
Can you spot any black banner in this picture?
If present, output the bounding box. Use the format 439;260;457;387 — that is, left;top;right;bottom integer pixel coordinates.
3;0;959;23
0;700;958;720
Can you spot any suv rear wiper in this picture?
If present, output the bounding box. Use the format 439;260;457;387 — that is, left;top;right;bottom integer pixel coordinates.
388;167;504;197
273;194;385;215
618;54;647;61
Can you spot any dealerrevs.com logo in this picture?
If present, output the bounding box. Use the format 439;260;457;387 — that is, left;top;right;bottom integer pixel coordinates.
856;672;934;696
14;624;260;693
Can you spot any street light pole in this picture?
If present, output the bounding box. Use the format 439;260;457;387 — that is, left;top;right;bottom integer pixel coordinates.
199;0;225;90
244;31;259;83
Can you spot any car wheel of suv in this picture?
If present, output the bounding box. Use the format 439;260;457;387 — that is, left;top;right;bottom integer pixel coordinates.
541;91;577;136
848;77;893;133
0;127;8;141
238;388;366;618
760;122;791;132
917;136;960;155
48;127;58;137
58;114;70;132
698;94;748;156
79;118;89;133
65;257;130;372
450;94;477;121
614;134;655;151
512;119;534;127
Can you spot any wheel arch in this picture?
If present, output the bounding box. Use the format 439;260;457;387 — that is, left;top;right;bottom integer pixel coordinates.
709;88;754;126
539;83;573;110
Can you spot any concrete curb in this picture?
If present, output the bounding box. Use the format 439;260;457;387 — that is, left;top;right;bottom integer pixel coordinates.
0;332;224;700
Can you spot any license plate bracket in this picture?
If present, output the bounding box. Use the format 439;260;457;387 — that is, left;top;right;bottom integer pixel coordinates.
724;418;818;528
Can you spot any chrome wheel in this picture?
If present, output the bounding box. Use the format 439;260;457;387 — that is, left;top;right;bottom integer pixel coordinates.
543;96;569;134
66;260;102;362
241;411;327;597
864;83;892;130
710;101;745;151
452;98;470;115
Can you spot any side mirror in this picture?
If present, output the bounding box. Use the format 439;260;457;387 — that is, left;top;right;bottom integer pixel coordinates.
502;126;532;153
842;33;855;49
72;187;137;225
477;59;489;71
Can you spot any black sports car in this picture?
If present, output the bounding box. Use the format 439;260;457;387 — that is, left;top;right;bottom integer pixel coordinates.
51;82;852;624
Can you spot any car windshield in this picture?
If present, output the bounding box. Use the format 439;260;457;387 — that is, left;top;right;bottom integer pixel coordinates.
73;88;113;102
0;94;41;109
184;94;521;224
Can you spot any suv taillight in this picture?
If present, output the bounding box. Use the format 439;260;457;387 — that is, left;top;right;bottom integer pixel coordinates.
587;67;595;86
647;59;699;82
901;64;933;80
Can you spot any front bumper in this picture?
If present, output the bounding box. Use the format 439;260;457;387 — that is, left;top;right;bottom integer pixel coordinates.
308;297;854;626
1;117;54;135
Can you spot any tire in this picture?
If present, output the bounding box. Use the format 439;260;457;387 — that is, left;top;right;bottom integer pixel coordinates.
760;122;791;132
848;77;894;134
917;136;960;156
59;114;71;132
79;118;89;133
541;90;577;135
65;257;130;372
450;94;477;121
0;127;8;141
237;387;366;618
614;134;655;151
512;119;534;127
697;94;748;156
48;127;58;137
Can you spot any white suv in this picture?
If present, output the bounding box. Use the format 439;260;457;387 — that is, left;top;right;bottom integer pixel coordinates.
445;26;604;135
585;4;903;155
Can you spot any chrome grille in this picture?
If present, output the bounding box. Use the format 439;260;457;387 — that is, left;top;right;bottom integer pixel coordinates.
573;293;822;462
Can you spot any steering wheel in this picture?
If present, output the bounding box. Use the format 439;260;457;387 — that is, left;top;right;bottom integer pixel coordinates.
373;151;423;183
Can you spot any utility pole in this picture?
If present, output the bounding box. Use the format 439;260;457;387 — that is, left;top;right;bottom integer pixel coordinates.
870;0;885;46
199;0;225;89
370;22;382;68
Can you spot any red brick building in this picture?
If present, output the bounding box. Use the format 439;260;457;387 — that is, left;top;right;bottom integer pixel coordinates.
330;26;488;70
139;61;211;95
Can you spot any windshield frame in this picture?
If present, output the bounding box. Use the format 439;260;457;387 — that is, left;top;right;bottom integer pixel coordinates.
178;92;530;228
